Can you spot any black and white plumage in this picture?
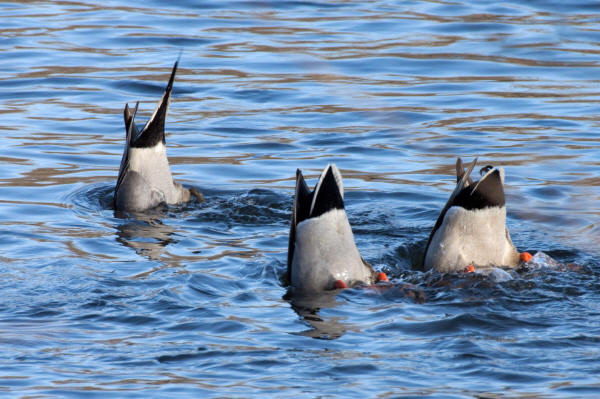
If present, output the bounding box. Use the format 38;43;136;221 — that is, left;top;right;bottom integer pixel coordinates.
114;61;194;212
423;157;520;272
287;164;376;293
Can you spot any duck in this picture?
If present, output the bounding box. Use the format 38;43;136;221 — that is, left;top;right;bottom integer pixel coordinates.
114;61;199;212
423;157;529;273
287;164;387;294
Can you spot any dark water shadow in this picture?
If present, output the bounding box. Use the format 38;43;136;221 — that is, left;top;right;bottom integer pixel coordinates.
400;252;599;309
63;182;115;216
188;187;291;227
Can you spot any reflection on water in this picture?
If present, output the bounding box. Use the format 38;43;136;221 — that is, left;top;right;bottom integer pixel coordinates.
289;293;351;340
0;0;599;397
289;283;426;340
115;214;176;261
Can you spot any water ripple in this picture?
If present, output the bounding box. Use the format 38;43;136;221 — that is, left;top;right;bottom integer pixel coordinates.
0;0;599;397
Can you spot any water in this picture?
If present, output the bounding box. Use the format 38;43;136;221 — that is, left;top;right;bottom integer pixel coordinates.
1;0;599;397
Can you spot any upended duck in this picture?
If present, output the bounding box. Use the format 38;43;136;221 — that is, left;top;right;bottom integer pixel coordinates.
287;164;387;294
424;157;530;273
114;61;199;212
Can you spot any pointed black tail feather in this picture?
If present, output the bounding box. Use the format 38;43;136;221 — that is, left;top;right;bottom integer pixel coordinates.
123;102;140;144
287;169;312;283
456;157;473;185
132;61;178;148
115;102;140;206
309;165;344;219
455;168;505;210
423;157;478;267
294;169;313;226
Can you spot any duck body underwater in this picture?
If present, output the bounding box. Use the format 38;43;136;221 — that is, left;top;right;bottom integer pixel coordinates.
424;158;524;273
114;61;197;212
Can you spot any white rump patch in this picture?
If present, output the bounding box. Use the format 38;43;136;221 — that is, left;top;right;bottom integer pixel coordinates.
127;143;185;204
291;208;372;293
424;206;519;272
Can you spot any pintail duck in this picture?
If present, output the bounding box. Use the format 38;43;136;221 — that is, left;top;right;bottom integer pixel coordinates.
424;157;530;273
287;164;387;293
114;61;199;212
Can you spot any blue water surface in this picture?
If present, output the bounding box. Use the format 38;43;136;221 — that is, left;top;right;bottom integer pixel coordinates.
0;0;599;397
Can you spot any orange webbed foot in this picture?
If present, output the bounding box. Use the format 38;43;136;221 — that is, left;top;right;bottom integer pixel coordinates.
334;280;348;289
376;272;389;282
520;252;533;263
